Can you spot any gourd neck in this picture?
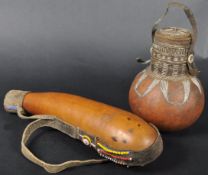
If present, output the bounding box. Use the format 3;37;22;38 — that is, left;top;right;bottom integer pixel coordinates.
149;41;191;80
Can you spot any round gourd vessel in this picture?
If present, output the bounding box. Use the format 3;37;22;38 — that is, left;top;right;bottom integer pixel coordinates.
129;25;205;131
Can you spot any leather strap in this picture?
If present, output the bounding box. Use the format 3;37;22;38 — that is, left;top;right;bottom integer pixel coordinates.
152;2;197;53
17;107;107;173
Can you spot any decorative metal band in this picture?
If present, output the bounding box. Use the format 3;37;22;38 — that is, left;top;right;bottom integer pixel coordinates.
150;42;190;80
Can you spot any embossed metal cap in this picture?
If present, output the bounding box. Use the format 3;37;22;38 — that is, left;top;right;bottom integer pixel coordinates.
154;27;192;46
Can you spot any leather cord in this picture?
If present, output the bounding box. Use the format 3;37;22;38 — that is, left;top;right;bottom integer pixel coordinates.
17;107;107;173
152;2;197;53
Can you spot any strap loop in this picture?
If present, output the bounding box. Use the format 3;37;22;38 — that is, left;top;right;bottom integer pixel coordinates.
152;2;197;53
17;107;107;173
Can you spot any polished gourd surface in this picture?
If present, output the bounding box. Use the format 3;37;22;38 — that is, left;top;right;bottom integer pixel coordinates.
23;92;157;151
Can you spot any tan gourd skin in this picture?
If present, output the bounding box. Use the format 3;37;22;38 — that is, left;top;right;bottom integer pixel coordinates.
23;92;157;151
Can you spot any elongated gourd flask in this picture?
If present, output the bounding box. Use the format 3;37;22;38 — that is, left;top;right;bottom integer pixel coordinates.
4;90;163;172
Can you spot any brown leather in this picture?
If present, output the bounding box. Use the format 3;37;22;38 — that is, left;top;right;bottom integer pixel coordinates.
23;92;157;151
152;2;197;52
